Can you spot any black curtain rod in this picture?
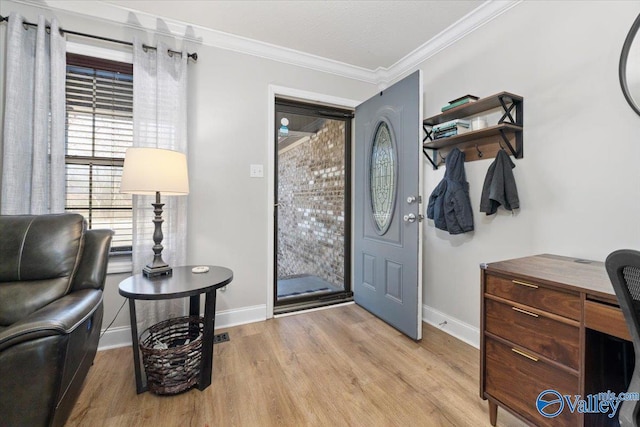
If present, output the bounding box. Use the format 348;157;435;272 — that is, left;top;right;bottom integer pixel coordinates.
0;14;198;61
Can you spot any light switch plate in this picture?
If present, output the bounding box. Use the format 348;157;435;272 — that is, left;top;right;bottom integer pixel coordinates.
250;164;264;178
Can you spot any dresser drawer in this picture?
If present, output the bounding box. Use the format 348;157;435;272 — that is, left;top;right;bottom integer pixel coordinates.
485;298;580;369
485;337;580;427
485;274;581;320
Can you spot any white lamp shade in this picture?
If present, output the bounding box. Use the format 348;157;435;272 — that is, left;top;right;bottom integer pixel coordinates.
120;147;190;195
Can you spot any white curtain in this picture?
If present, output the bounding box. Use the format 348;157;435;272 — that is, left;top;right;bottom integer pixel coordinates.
133;38;189;326
1;13;66;214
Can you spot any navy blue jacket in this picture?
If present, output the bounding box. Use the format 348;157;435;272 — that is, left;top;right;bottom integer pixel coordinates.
426;148;474;234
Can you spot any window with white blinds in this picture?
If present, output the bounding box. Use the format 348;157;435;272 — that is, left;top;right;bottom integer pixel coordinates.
65;54;133;253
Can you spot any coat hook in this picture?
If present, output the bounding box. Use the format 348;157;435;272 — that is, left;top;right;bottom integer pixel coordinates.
475;144;483;158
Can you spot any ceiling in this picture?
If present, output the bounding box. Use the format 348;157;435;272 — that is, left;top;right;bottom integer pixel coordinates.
100;0;486;71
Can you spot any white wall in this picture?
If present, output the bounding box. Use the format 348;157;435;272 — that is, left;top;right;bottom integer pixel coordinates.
416;0;640;345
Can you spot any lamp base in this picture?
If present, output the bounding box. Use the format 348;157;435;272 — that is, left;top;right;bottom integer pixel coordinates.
143;265;173;278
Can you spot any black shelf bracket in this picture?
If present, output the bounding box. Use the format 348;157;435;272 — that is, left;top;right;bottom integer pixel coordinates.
422;123;434;142
422;147;439;170
498;95;517;124
499;129;519;157
422;123;439;169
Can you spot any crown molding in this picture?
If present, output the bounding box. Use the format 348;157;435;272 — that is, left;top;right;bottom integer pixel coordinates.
10;0;378;83
9;0;521;86
378;0;523;86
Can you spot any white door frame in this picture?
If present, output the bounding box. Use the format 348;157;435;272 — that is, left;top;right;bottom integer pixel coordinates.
266;85;360;318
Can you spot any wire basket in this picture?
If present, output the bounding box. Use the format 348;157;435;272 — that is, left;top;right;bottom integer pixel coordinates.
139;316;204;395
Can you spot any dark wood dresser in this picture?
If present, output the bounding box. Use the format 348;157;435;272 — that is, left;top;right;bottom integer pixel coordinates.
480;254;632;427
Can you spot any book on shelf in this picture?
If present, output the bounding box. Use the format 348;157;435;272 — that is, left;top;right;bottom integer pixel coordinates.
432;119;470;132
449;94;479;104
434;129;458;139
441;94;479;112
433;127;472;140
434;128;458;136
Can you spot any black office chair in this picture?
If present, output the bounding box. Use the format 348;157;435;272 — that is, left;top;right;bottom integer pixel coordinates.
606;249;640;427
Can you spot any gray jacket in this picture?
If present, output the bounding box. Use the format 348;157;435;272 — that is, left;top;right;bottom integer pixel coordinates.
426;148;474;234
480;149;519;215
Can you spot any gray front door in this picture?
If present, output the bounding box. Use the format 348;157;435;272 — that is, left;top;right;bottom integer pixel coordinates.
354;70;423;340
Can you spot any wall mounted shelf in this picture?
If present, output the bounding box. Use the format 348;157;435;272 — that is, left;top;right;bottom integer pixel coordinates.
422;92;523;169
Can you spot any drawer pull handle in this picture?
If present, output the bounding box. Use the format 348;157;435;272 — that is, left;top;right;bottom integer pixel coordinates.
512;280;539;289
512;348;539;362
512;307;539;318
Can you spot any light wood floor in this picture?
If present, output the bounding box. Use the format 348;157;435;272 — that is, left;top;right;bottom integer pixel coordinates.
68;304;525;426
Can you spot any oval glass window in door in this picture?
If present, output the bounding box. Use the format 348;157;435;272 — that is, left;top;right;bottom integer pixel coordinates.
370;121;397;234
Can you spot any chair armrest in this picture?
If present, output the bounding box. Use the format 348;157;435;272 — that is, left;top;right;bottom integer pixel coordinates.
73;229;113;291
0;289;102;352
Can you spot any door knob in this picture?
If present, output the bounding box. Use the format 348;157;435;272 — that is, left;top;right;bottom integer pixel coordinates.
403;213;417;223
407;195;421;204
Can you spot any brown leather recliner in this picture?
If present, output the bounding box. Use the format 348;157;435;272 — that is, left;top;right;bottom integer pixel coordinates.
0;213;113;427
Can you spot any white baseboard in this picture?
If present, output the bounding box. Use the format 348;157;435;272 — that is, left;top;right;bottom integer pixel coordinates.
214;304;267;328
99;303;479;351
422;304;480;349
97;304;267;351
98;325;132;351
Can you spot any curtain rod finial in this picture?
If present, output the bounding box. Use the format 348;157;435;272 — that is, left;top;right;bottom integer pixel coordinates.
189;52;198;61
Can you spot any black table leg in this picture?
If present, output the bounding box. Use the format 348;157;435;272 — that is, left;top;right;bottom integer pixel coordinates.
199;290;217;390
127;298;147;394
189;294;200;317
188;295;201;341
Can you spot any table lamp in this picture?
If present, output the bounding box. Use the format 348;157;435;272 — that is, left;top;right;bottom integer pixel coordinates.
120;147;189;277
